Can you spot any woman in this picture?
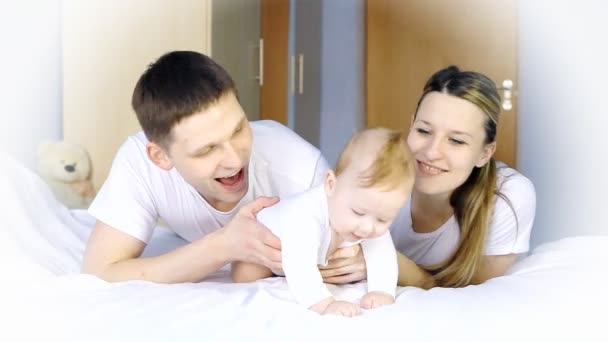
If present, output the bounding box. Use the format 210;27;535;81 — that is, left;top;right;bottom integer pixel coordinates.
390;66;536;288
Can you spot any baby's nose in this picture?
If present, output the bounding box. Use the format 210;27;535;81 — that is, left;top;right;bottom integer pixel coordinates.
358;220;375;237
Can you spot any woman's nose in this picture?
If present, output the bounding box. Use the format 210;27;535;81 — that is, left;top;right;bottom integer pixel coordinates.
422;138;443;160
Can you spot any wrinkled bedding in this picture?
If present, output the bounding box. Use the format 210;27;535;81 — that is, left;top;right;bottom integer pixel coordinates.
1;153;606;342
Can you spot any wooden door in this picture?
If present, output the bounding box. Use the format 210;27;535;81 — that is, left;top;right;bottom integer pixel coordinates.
366;0;518;167
260;0;290;125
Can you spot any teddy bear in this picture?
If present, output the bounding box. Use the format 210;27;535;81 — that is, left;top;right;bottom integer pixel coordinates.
37;141;96;209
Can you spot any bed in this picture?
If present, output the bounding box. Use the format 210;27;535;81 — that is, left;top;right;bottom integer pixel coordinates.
2;152;607;342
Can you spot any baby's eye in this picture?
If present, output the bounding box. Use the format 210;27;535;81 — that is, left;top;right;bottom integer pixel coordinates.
352;209;364;216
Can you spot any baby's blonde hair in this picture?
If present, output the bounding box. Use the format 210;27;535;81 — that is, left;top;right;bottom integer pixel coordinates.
334;127;415;191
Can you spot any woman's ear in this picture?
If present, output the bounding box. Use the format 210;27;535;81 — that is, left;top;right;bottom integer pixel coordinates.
324;170;337;196
147;142;173;170
476;142;497;167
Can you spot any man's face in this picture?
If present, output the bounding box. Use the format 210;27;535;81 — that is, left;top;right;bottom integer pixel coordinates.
163;92;252;211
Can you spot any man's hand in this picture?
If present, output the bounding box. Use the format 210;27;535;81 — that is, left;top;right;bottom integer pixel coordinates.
219;196;282;271
360;291;395;310
319;244;367;284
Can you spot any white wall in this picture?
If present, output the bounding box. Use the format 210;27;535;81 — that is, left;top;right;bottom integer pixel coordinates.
63;0;212;191
519;0;608;247
0;1;62;170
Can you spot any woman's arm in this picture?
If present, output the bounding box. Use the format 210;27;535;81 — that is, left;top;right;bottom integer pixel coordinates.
470;254;517;285
396;252;437;289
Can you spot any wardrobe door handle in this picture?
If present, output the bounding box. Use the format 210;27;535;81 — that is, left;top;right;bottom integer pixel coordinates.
298;54;304;94
291;55;296;94
257;38;264;86
499;79;513;111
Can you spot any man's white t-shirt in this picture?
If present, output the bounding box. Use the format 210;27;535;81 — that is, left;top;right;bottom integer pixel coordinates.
390;165;536;266
257;185;398;308
89;120;329;243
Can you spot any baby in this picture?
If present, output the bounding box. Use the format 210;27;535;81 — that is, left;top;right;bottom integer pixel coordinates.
232;127;415;317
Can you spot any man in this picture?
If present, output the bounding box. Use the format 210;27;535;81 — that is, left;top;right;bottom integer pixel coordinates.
82;51;364;283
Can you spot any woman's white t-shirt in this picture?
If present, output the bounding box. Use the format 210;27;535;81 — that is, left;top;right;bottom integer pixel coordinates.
390;165;536;266
88;120;329;243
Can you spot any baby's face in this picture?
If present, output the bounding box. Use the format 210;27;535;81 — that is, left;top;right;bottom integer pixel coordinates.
325;171;412;242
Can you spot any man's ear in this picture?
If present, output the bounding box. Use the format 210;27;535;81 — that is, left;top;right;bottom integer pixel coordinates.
324;170;337;196
476;142;496;168
147;142;173;170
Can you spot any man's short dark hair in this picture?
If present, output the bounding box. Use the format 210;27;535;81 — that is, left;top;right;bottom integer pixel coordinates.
132;51;237;146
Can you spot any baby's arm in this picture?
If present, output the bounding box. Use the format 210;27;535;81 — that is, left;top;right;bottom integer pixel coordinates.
359;232;398;309
282;227;361;317
231;261;273;283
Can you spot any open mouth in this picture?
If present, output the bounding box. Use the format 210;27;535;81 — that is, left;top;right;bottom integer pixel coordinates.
214;168;246;191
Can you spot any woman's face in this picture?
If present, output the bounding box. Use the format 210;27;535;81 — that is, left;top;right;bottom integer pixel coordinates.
407;92;495;198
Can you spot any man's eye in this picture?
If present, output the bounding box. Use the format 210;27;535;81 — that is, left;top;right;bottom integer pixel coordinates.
233;124;245;136
197;146;215;156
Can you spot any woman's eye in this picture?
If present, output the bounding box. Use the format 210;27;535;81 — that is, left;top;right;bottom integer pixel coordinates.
449;138;466;145
416;128;430;135
352;209;364;216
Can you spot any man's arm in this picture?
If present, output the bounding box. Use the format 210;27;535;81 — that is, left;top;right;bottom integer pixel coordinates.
82;196;282;283
231;261;273;283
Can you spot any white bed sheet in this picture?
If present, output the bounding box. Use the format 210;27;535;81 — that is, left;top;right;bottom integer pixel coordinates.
1;153;607;342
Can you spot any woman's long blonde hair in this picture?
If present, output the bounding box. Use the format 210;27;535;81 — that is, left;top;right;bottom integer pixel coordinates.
414;66;502;287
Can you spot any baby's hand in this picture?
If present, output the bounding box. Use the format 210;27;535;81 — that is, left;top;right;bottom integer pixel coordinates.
360;291;395;310
323;300;362;317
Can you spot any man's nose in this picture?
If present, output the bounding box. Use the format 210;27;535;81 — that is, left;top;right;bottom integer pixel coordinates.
221;142;242;169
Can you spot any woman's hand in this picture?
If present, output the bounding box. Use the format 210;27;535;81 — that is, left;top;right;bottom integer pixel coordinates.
319;244;367;284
